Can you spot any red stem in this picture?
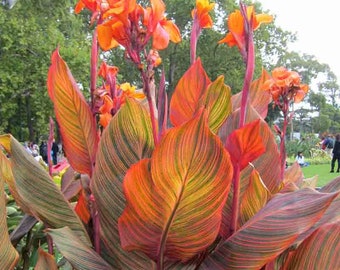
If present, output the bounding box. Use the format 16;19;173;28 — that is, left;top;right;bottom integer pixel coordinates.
231;5;255;235
190;15;200;65
141;70;158;146
280;101;289;179
90;29;98;114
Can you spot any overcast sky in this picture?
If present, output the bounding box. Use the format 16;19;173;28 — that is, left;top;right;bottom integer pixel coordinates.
256;0;340;87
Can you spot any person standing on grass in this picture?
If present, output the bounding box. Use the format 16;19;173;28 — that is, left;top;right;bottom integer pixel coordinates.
330;133;340;173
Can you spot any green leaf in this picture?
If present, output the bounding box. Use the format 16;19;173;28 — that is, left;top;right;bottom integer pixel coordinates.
91;98;155;269
199;75;232;133
48;227;112;270
0;134;91;246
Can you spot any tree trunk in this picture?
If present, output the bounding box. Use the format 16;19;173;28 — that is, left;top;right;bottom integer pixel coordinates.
25;94;34;142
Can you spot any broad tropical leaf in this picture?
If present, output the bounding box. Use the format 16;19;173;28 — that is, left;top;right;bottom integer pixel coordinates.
0;168;19;269
202;189;338;270
219;106;282;193
48;227;112;270
232;68;271;118
282;221;340;270
0;134;91;246
10;215;37;246
170;58;211;126
296;177;340;242
91;98;155;269
118;110;233;264
239;168;271;225
225;119;266;171
283;162;303;188
0;150;29;213
47;48;99;176
199;75;232;133
35;248;58;270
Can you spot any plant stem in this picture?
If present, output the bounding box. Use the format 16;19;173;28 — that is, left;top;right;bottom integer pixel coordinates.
280;102;289;179
141;69;159;146
190;17;200;65
90;29;98;114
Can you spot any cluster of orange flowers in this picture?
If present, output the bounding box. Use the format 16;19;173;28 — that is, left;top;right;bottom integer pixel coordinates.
75;0;307;129
96;62;145;127
262;67;309;105
218;6;273;56
75;0;181;53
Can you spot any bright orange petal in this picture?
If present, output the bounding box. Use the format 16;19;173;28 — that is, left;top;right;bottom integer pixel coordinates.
97;22;119;51
195;0;215;28
152;23;170;50
254;13;273;30
150;0;165;30
99;113;112;128
160;19;181;43
99;95;113;114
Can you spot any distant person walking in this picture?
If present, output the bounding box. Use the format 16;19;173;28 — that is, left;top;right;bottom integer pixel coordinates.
323;134;334;156
330;133;340;173
52;139;59;165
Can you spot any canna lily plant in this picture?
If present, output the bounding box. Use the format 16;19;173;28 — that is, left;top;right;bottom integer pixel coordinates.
1;0;340;269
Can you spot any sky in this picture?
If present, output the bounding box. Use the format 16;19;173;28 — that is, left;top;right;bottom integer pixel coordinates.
256;0;340;86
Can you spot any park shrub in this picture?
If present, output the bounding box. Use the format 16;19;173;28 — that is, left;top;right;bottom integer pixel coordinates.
1;1;339;269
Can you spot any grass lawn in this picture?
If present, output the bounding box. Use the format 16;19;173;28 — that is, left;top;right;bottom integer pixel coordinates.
301;163;340;187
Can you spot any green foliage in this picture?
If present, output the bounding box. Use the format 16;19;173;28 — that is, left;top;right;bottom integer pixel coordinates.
0;0;90;142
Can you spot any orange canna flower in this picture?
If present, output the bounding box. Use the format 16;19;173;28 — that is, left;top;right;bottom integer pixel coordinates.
98;62;119;80
218;6;272;50
144;0;181;50
75;0;98;14
262;67;309;104
120;83;145;100
99;112;112;128
192;0;215;29
99;95;113;114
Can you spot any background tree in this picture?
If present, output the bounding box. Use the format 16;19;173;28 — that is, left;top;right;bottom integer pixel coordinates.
0;0;90;142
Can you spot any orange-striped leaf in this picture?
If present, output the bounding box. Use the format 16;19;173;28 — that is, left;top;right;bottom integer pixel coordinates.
170;58;211;126
47;227;112;270
47;48;98;176
239;168;271;225
0;168;19;270
297;178;340;242
35;248;58;270
91;98;155;269
225;119;266;171
74;191;90;224
202;189;338;269
283;162;304;188
118;111;233;263
199;75;232;133
219;106;282;193
0;134;91;246
282;221;340;270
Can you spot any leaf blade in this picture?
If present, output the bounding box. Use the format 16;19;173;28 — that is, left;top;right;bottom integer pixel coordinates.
91;99;155;269
119;111;233;263
47;48;98;176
